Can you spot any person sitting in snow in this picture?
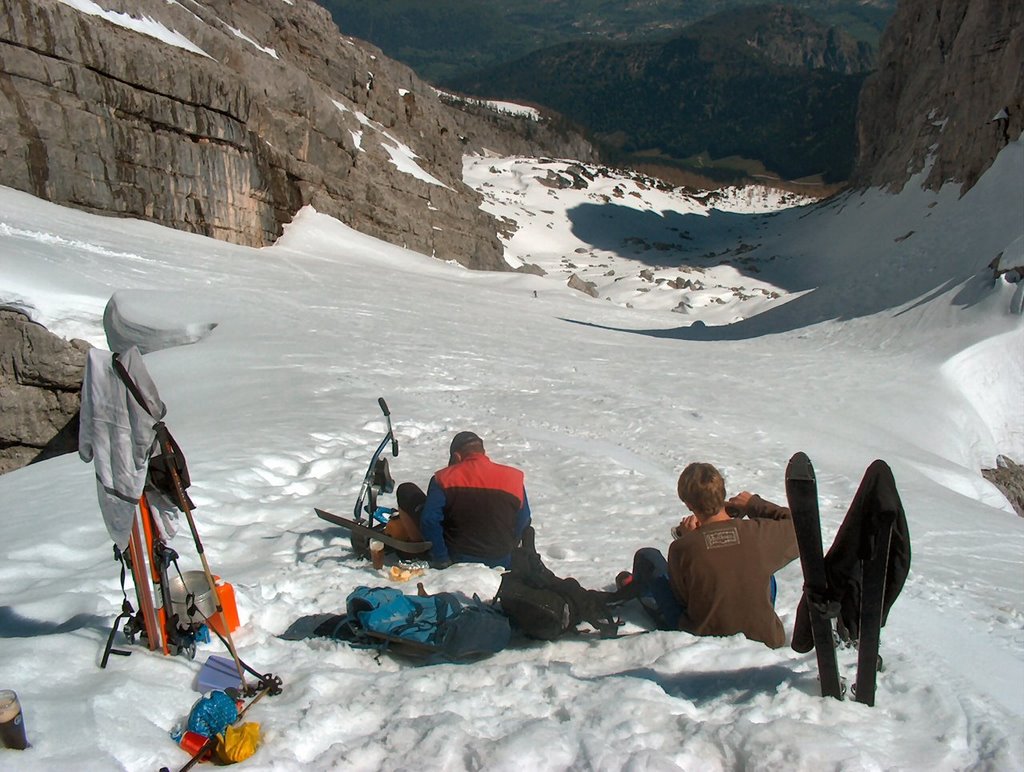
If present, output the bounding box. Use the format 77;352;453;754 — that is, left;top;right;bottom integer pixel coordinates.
617;462;798;648
382;482;428;546
398;431;531;570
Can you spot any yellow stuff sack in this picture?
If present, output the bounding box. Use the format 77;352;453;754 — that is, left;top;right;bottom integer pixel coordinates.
215;721;261;764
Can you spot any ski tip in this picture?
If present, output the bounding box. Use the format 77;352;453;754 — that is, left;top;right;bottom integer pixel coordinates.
785;451;815;482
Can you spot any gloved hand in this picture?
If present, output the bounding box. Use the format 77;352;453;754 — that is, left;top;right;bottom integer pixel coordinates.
429;558;452;570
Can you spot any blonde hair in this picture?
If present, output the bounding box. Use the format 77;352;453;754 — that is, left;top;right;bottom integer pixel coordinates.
676;462;726;518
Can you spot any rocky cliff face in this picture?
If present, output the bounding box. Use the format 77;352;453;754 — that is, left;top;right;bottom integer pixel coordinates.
0;310;90;474
0;0;536;268
852;0;1023;192
0;0;601;476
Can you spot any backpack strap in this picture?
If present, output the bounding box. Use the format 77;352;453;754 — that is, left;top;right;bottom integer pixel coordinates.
111;352;159;419
111;352;195;509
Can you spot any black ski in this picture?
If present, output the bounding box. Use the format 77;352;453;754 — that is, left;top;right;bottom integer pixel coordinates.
785;452;843;700
315;508;432;555
853;508;896;706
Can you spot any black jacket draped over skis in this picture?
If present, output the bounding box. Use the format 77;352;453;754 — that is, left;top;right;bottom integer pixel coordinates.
792;460;911;652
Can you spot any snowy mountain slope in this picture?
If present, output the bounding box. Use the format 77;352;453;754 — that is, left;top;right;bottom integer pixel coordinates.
0;138;1021;770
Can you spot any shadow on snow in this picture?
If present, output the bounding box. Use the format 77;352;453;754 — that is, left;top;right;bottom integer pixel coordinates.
0;606;109;638
562;198;1000;341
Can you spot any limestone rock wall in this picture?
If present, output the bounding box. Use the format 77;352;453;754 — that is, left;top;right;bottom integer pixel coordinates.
0;0;513;268
852;0;1023;192
983;456;1024;518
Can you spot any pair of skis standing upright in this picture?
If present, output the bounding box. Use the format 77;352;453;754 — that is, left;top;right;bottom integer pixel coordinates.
99;353;251;687
87;349;282;771
103;490;197;663
786;452;908;706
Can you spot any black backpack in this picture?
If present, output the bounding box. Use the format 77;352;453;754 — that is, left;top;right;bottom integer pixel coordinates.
111;353;194;510
496;526;620;639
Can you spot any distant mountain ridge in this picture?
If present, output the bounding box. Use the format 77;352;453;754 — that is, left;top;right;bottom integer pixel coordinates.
318;0;895;84
447;5;871;182
718;4;875;73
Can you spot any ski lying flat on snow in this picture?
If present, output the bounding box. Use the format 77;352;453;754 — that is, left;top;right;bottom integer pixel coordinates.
785;452;843;700
315;508;432;554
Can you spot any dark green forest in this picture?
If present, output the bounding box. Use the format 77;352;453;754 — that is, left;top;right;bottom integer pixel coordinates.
318;0;893;83
317;1;895;182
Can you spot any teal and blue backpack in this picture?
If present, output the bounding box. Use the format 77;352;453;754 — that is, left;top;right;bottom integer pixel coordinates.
316;586;511;664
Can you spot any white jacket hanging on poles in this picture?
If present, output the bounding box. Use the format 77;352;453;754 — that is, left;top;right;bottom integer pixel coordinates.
79;346;176;548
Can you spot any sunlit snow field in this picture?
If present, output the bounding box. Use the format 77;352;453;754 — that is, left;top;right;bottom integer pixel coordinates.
0;137;1021;771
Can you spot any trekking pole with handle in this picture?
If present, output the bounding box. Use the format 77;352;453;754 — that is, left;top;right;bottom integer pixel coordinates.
381;397;399;457
110;354;252;690
109;353;282;701
155;425;249;691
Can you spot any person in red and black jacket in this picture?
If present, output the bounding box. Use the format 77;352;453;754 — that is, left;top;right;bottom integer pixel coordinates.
417;431;532;569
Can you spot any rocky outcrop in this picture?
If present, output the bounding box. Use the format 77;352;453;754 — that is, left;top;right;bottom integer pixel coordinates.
852;0;1023;192
567;274;599;298
441;95;599;163
0;0;516;268
983;456;1024;518
0;310;90;473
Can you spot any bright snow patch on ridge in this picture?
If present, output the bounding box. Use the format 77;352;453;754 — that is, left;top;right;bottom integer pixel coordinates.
227;25;278;59
434;90;542;121
56;0;211;57
332;100;448;187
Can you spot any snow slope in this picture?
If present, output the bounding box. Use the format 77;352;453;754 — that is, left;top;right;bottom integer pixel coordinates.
0;137;1021;771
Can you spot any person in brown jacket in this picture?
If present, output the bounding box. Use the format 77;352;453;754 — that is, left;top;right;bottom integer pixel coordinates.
618;462;798;648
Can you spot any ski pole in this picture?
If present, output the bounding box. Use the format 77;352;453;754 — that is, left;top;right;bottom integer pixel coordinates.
157;431;248;691
107;357;270;688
